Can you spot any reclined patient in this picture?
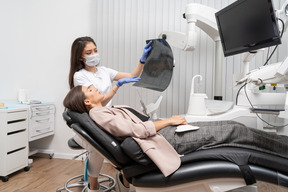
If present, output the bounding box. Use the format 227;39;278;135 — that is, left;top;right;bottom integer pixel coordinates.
63;85;288;188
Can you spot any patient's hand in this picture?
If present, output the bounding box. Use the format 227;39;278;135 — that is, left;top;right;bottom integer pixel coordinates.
153;115;187;131
168;116;188;126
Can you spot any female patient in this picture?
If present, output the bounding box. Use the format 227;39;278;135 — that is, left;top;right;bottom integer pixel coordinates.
63;85;288;190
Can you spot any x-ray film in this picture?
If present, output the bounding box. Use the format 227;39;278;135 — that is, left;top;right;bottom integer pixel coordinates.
133;39;174;92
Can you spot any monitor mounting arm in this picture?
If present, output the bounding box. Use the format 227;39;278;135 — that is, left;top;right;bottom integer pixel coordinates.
159;3;219;51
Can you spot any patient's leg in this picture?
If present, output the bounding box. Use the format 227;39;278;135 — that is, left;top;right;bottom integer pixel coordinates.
158;121;288;159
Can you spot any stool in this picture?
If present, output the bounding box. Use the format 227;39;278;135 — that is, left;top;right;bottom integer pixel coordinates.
56;138;116;192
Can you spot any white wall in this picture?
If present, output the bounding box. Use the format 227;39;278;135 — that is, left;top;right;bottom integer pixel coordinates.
0;0;286;159
0;0;97;158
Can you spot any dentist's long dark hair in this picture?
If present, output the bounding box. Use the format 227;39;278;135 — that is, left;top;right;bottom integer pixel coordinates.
69;37;97;89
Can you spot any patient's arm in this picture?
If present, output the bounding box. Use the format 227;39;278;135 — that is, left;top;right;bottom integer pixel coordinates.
153;116;187;131
90;107;157;138
90;107;187;138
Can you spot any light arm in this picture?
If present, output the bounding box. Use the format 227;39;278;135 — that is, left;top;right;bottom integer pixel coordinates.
159;3;219;51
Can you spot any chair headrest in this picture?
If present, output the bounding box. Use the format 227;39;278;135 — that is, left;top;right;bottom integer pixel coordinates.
63;109;73;127
66;109;89;126
63;109;133;165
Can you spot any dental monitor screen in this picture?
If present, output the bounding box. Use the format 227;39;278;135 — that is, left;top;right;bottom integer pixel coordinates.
215;0;281;57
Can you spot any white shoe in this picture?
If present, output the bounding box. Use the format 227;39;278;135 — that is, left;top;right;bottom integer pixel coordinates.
87;188;99;192
115;172;130;192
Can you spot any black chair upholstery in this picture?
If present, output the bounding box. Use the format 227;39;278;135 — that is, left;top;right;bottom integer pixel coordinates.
68;138;83;150
63;109;288;190
57;110;116;192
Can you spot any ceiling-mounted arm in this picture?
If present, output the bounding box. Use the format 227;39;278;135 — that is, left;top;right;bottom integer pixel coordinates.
159;3;219;51
184;3;219;41
160;30;196;51
159;3;223;100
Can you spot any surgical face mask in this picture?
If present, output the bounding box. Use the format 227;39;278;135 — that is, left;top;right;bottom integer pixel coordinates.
84;53;101;67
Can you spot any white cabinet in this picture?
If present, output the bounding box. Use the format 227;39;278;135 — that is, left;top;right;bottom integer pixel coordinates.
28;103;55;141
0;107;30;182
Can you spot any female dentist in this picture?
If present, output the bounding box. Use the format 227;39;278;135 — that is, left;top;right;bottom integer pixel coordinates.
68;36;152;192
69;36;152;107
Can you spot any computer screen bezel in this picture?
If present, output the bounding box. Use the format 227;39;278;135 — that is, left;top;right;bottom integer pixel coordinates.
215;0;281;57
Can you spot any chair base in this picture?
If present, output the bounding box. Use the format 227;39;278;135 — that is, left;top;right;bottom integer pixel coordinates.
56;174;85;192
56;173;116;192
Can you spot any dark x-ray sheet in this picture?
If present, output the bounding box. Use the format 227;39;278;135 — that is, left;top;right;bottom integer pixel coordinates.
133;39;174;92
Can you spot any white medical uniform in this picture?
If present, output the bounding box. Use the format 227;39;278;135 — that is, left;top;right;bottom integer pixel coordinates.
73;66;118;177
73;66;118;107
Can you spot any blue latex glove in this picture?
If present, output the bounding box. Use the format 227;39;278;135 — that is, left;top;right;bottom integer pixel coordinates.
140;41;153;64
116;76;141;87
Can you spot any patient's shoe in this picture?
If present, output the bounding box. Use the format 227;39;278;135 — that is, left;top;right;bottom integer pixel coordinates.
115;172;130;192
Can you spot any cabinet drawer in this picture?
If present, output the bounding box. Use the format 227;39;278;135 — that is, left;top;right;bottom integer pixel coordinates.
7;119;28;133
28;103;55;141
7;110;28;122
30;115;54;128
31;105;55;113
31;109;55;117
30;122;54;138
6;147;28;175
7;130;28;152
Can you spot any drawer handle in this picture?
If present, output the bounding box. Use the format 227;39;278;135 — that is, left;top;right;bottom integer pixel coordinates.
8;129;26;135
8;118;27;124
36;127;50;132
35;112;50;116
35;107;50;111
7;147;26;155
35;118;50;123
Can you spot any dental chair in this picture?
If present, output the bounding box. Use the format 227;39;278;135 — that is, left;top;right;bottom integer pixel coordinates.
63;109;288;192
57;112;116;192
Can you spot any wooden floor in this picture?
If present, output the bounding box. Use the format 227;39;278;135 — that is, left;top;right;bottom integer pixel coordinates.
0;156;118;192
0;156;288;192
